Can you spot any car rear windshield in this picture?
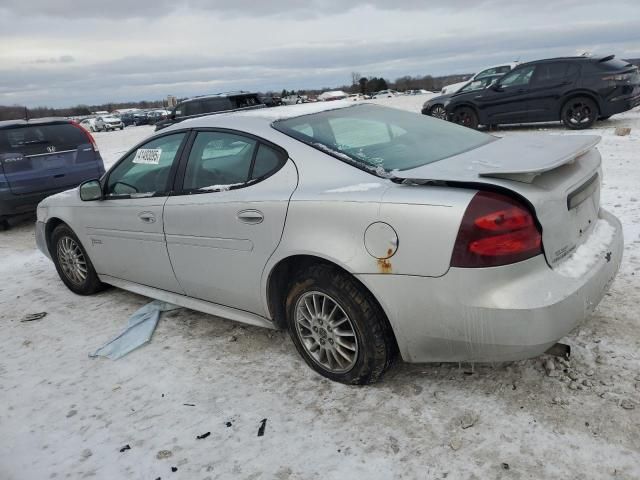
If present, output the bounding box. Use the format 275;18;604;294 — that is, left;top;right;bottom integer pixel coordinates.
0;123;88;156
272;104;494;173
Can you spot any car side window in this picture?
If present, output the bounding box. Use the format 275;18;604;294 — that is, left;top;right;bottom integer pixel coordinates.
251;144;286;180
499;66;536;87
106;133;186;197
183;131;257;191
531;62;570;85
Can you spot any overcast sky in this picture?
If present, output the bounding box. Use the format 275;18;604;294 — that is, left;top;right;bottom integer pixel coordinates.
1;0;639;107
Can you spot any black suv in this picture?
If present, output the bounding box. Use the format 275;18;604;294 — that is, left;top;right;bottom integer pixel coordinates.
422;54;640;129
155;92;263;131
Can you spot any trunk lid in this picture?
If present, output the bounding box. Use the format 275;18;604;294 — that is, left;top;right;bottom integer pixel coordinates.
397;134;603;267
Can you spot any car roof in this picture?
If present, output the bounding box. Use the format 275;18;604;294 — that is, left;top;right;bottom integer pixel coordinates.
180;91;258;104
176;100;356;129
518;54;616;66
0;117;71;129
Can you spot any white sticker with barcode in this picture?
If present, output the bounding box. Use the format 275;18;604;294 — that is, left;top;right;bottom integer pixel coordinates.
133;148;162;165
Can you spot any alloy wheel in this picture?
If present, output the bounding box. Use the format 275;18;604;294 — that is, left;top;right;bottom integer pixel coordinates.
294;291;358;373
57;236;88;285
566;101;593;126
430;105;448;120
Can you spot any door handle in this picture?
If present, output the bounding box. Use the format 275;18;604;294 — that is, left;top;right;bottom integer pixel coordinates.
138;211;156;223
237;209;264;225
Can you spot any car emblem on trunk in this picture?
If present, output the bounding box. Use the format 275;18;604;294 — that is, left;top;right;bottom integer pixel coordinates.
46;145;56;153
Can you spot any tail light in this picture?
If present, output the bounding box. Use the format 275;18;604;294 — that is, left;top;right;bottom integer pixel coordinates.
451;191;542;268
71;121;99;152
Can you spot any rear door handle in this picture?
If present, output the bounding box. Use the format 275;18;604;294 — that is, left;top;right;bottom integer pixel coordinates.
138;211;156;223
237;209;264;224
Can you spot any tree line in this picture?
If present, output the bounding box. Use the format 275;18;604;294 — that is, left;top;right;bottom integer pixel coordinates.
0;71;495;121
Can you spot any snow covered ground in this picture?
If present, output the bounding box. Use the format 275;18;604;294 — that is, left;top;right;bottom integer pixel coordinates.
1;101;639;479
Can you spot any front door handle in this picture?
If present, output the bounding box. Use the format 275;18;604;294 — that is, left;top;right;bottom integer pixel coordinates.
138;211;156;223
237;209;264;225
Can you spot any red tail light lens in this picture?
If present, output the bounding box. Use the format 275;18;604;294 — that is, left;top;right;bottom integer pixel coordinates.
71;121;99;152
451;191;542;268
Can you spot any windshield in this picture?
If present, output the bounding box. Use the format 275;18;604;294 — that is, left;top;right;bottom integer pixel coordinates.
273;104;494;173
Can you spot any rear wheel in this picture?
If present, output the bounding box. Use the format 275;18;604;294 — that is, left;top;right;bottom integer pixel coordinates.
452;106;479;129
51;224;104;295
285;264;396;385
429;104;448;120
561;97;598;129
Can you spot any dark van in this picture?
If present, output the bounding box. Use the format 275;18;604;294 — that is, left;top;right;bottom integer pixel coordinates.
0;118;105;229
155;92;263;131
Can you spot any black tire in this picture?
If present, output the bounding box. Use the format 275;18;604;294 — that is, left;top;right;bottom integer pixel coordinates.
0;218;9;231
561;97;598;130
452;106;479;129
599;115;611;121
285;264;396;385
51;224;104;295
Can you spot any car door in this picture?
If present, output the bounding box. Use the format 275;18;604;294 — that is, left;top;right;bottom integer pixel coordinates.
163;129;298;316
474;65;536;124
525;62;579;121
78;131;188;293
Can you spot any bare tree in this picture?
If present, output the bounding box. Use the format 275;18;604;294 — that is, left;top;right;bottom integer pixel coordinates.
351;72;361;86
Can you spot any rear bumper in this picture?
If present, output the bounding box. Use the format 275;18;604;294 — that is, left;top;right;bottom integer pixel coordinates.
357;209;623;363
600;92;640;116
0;187;71;217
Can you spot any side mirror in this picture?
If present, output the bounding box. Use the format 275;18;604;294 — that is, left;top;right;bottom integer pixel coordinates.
79;179;103;201
491;82;503;92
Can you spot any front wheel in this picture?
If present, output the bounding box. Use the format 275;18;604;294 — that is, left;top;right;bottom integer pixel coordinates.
561;97;598;130
285;264;396;384
51;224;104;295
429;104;448;120
451;106;479;129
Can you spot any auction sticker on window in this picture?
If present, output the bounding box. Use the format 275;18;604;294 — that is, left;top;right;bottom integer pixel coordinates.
133;148;162;165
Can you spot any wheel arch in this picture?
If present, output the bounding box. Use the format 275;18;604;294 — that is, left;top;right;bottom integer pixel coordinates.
559;90;601;116
265;254;400;353
44;217;68;254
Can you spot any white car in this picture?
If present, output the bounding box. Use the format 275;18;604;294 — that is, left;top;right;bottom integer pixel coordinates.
441;63;519;95
79;118;98;132
35;102;622;384
95;116;124;132
372;89;399;99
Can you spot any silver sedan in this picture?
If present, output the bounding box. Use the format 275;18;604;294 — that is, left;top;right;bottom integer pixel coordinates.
35;102;623;384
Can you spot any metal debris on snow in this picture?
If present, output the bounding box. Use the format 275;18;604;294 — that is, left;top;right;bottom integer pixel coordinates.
257;418;267;437
21;312;47;322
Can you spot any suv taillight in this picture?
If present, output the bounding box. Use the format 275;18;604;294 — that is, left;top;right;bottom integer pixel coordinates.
71;121;99;152
451;191;542;268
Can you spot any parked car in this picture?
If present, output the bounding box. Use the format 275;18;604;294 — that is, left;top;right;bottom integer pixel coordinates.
95;116;124;131
0;118;104;229
441;63;518;95
79;118;98;132
427;54;640;130
147;110;171;125
155;92;263;131
36;103;622;384
258;94;283;107
120;112;138;127
372;89;399;98
423;74;509;120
